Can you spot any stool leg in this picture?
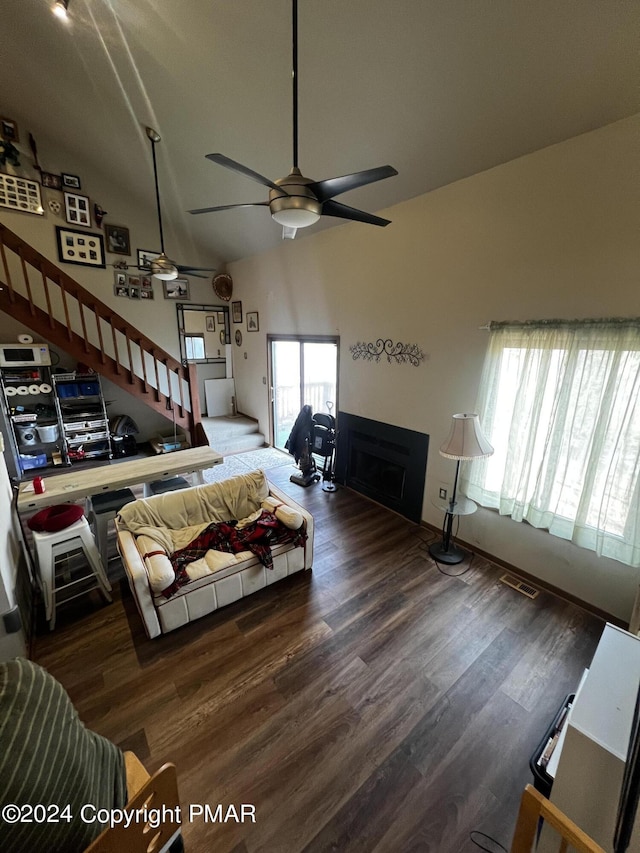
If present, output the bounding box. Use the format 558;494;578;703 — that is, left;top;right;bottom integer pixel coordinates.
95;514;110;570
33;539;54;625
78;524;113;600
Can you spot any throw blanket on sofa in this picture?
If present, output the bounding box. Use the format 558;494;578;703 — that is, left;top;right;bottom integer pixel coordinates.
0;658;126;853
168;509;306;595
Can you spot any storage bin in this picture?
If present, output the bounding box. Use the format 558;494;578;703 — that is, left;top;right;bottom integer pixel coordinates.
15;423;38;446
20;453;47;470
56;383;79;398
36;423;59;442
79;381;100;396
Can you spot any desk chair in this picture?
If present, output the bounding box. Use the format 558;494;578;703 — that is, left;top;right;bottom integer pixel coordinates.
85;755;183;853
510;784;605;853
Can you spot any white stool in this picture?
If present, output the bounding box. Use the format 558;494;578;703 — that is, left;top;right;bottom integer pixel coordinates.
86;488;136;568
32;516;112;630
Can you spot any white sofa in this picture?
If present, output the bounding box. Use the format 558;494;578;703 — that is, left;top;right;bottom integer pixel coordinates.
115;469;313;638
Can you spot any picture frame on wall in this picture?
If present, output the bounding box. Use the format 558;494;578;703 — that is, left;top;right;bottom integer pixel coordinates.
129;286;140;299
55;226;105;268
246;311;259;332
61;173;81;190
41;172;62;190
0;118;19;142
137;248;161;271
64;191;91;227
114;271;127;287
217;311;225;324
232;301;243;323
205;315;216;332
140;288;154;300
163;278;190;300
104;223;130;255
0;174;43;216
114;284;129;297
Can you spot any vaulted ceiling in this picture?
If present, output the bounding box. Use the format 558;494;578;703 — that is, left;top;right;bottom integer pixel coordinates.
2;0;639;265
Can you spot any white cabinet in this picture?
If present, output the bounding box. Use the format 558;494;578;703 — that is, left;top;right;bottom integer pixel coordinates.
539;623;640;852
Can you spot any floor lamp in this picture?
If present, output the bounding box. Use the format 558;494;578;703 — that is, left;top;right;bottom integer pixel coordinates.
429;413;494;565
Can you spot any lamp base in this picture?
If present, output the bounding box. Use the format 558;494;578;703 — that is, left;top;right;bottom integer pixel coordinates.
428;540;466;565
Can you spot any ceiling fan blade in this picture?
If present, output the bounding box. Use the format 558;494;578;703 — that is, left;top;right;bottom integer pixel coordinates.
188;201;269;215
205;154;281;191
176;265;217;273
308;165;398;203
177;269;210;278
321;200;391;227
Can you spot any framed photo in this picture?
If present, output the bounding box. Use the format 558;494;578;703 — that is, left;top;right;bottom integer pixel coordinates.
246;311;259;332
114;271;127;287
55;226;105;268
140;275;153;289
163;278;189;300
137;249;161;271
140;288;154;300
0;118;18;143
129;286;140;299
219;330;226;345
235;329;243;346
205;315;216;332
127;274;140;288
61;173;81;190
217;311;225;324
232;301;243;323
114;284;129;298
41;172;62;190
104;223;130;255
64;191;91;227
0;173;43;216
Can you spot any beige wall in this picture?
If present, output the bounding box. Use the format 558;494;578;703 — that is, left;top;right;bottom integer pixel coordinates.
228;114;640;622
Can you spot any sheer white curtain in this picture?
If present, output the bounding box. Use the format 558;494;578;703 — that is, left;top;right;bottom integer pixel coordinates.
466;320;640;567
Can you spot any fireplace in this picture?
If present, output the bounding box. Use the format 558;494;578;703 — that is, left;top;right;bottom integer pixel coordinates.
335;412;429;522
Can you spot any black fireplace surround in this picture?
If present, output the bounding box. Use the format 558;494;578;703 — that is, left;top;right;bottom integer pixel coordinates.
335;412;429;523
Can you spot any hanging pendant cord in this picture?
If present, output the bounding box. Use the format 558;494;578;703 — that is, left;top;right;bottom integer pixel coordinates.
150;138;166;254
292;0;298;169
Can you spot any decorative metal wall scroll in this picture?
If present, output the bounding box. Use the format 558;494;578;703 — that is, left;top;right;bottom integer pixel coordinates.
349;339;425;366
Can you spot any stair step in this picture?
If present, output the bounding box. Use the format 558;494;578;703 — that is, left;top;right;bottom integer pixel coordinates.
210;432;267;456
201;415;266;456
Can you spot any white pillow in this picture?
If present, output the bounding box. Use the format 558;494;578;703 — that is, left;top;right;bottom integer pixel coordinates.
261;497;303;530
136;534;174;594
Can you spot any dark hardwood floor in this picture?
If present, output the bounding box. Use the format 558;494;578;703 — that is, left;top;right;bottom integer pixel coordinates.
32;464;604;852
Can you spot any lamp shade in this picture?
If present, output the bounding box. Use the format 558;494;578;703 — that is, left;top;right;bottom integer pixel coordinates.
439;413;493;460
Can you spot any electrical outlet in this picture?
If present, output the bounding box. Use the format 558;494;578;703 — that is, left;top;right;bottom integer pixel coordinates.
439;487;447;500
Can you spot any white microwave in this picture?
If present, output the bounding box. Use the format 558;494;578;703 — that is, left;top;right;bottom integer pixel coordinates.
0;343;51;368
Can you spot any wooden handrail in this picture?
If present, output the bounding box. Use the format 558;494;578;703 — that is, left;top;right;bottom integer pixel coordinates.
0;221;206;444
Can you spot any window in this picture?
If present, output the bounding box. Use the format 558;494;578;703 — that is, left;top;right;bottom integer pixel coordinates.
184;334;205;361
466;321;640;567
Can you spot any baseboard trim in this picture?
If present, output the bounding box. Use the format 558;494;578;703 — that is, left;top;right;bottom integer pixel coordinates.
421;521;624;629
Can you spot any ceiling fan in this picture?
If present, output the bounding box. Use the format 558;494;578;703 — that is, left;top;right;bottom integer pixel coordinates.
188;0;398;239
141;126;217;279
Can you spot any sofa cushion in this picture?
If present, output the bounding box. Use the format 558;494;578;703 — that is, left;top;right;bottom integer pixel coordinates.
118;469;271;552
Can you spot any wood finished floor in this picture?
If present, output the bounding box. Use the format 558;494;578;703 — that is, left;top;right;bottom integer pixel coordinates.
32;465;604;853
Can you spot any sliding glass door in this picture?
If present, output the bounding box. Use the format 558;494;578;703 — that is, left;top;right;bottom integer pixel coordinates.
269;336;338;450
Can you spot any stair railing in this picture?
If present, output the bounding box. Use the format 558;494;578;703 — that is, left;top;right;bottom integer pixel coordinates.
0;222;203;441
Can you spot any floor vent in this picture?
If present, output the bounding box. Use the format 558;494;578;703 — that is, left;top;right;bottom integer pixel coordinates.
499;573;540;599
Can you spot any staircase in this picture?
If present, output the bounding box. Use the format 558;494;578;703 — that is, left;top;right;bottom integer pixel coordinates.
200;415;266;456
0;222;206;445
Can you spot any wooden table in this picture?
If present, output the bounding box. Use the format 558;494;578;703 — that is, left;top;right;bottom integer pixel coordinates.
17;446;223;512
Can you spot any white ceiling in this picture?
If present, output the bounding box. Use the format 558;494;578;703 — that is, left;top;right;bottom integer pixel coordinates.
2;0;640;265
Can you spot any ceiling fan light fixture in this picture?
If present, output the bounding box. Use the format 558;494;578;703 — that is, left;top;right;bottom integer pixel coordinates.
151;252;179;280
